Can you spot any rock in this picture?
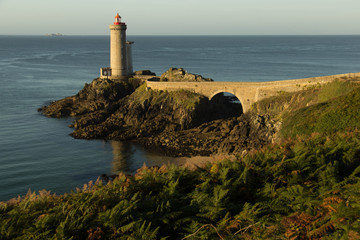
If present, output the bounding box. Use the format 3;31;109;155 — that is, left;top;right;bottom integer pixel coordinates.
160;67;213;82
144;111;278;157
134;70;156;76
40;78;134;118
39;70;279;158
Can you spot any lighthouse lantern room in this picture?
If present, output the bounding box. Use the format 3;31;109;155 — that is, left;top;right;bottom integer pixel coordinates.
114;13;124;25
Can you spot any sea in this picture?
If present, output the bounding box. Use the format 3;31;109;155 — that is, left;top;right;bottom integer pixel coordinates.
0;35;359;201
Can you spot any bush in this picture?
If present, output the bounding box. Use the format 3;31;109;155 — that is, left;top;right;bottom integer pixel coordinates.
1;132;360;239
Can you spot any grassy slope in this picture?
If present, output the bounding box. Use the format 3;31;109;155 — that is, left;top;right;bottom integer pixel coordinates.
281;84;360;138
252;78;360;138
131;83;206;110
1;78;360;239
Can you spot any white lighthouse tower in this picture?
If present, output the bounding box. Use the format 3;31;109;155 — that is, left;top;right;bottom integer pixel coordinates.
101;13;134;80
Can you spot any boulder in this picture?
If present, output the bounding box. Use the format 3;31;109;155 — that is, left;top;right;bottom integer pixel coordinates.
134;70;156;76
160;67;213;82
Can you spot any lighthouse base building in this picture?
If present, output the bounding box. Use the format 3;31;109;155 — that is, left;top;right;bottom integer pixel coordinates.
100;14;134;80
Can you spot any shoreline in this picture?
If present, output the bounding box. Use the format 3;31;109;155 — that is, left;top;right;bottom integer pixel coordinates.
40;70;360;161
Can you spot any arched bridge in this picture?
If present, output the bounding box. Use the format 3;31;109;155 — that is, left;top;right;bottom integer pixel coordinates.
146;73;360;112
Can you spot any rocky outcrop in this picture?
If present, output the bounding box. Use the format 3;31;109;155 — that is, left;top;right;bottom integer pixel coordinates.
68;84;214;141
39;78;134;118
160;68;213;82
40;69;279;157
133;70;156;76
139;112;280;157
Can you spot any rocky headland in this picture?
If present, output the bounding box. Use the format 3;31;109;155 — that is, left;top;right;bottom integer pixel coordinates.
40;68;278;157
40;68;359;157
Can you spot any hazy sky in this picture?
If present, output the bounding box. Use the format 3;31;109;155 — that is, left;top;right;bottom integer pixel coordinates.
0;0;359;35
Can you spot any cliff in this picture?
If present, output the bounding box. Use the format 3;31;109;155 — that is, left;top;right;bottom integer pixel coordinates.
39;70;360;157
68;83;212;141
40;78;135;118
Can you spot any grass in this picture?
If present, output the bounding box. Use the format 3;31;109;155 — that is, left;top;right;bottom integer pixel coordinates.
253;78;360;119
168;89;205;110
252;78;360;139
281;81;360;138
131;83;207;110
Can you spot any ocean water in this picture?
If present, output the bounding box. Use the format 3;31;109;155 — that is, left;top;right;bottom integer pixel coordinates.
0;35;359;201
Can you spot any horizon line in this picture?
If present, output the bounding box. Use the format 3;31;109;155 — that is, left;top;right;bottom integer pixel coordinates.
1;34;360;37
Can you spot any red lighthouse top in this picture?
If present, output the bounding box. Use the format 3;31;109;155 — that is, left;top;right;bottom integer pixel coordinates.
114;13;125;25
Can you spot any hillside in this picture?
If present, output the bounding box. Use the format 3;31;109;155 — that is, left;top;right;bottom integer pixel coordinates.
1;132;360;239
3;76;360;239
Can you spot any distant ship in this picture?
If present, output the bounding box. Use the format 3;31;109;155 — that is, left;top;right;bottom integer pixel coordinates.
45;33;63;37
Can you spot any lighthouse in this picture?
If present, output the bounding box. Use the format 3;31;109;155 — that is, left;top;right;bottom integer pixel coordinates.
100;13;133;80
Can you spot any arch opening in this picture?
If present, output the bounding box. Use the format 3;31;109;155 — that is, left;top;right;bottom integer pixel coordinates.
208;92;243;120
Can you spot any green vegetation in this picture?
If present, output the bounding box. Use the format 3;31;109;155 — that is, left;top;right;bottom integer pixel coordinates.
281;80;360;138
102;81;134;101
131;83;206;110
253;78;360;119
2;78;360;239
168;89;205;110
252;78;360;139
1;132;360;239
316;79;359;103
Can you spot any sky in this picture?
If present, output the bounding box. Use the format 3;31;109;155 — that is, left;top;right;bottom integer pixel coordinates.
0;0;359;35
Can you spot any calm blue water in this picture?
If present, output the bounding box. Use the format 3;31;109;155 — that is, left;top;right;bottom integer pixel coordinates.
0;35;359;201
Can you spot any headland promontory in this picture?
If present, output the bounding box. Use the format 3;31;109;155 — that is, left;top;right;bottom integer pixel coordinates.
39;68;360;157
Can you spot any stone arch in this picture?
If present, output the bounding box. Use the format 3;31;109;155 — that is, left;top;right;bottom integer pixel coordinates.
209;90;237;101
208;90;243;118
209;90;243;111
